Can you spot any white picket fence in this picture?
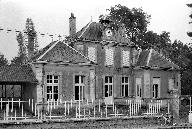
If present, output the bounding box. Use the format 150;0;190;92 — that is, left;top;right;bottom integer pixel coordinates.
145;100;163;115
0;98;35;120
0;98;167;121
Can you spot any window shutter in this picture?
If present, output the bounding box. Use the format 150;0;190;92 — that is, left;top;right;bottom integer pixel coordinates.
105;48;114;66
88;47;96;62
122;50;130;66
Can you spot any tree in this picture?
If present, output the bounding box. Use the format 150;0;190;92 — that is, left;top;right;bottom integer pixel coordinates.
187;3;192;37
25;18;38;60
101;4;151;46
0;54;8;66
10;32;27;66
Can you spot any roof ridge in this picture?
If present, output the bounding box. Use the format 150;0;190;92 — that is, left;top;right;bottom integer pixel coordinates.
62;41;91;62
78;21;93;39
37;40;59;61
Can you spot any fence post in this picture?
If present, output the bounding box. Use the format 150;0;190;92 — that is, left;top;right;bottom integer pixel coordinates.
0;98;2;110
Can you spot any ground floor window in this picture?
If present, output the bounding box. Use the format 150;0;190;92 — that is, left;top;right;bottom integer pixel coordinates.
104;76;113;97
74;75;85;100
46;75;59;101
121;76;129;97
0;85;21;98
136;78;142;97
152;77;160;98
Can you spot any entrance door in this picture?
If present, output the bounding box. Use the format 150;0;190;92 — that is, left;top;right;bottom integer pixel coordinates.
152;78;160;98
104;76;113;105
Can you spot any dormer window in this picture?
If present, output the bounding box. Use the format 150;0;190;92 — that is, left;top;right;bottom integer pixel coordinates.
105;48;114;66
122;50;130;67
88;46;96;62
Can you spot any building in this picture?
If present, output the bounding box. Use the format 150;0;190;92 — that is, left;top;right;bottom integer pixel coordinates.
29;13;180;104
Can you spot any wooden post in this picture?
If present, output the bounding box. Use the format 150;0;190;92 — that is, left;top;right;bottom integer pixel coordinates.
71;99;72;108
99;99;100;112
168;100;170;114
76;104;77;118
0;98;2;110
84;107;85;118
79;100;80;118
19;99;20;108
105;105;107;118
11;98;13;112
190;97;191;113
15;109;16;120
67;103;70;115
35;103;37;116
94;101;95;118
65;101;66;116
29;98;30;107
6;104;9;121
21;103;24;117
32;99;33;112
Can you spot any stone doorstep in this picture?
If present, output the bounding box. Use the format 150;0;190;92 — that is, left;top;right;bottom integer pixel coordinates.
0;115;163;125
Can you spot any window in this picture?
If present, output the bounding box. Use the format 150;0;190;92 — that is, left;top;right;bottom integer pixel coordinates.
136;78;142;98
104;76;113;97
88;46;96;62
46;75;59;101
74;75;85;100
122;50;130;66
105;48;114;66
121;76;129;97
152;78;160;98
76;44;84;53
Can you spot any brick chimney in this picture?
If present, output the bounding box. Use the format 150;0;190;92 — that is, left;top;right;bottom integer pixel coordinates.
69;13;76;36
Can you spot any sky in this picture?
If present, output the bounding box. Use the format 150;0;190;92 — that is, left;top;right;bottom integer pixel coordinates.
0;0;191;61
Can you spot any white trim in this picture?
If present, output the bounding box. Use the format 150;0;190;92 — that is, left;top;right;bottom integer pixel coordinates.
37;41;59;61
62;41;91;62
78;21;92;38
147;49;153;66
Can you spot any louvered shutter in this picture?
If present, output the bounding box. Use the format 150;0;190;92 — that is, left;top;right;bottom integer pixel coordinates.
122;50;130;66
88;47;96;62
105;48;114;66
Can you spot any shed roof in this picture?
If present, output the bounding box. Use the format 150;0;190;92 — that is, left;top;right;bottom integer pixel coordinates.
136;49;180;70
0;65;38;83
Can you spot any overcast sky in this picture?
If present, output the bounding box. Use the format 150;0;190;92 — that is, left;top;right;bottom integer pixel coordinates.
0;0;191;61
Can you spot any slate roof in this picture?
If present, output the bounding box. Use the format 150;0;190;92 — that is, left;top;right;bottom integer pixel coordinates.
32;41;92;64
69;22;133;46
0;65;38;83
136;49;180;70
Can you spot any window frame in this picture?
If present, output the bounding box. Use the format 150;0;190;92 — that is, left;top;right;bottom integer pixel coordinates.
74;75;85;101
104;76;113;97
121;76;129;97
152;77;160;98
135;77;142;98
46;74;59;101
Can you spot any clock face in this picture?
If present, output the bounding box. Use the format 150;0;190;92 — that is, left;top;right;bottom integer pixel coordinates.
105;29;112;37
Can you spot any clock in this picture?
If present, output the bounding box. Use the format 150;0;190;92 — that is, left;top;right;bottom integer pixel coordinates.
105;29;112;37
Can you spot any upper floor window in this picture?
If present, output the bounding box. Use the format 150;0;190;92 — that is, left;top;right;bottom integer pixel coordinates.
122;50;130;67
88;46;96;62
76;44;84;54
105;48;114;66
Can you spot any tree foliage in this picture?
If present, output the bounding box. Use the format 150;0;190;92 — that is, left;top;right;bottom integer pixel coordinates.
0;54;8;66
11;32;28;66
101;4;192;95
25;18;38;60
102;4;150;46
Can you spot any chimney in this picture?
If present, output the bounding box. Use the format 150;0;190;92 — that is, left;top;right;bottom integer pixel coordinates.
69;13;76;36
